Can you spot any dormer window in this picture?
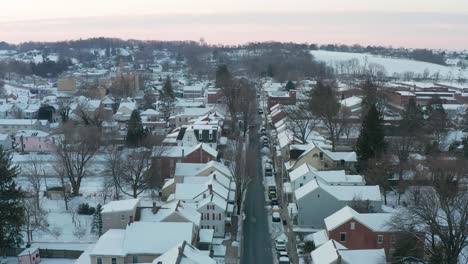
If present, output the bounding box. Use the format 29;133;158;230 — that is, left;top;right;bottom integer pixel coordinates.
198;132;202;140
209;131;213;140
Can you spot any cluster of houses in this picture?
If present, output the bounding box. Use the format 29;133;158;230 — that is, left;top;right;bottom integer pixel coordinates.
76;108;234;264
263;85;424;263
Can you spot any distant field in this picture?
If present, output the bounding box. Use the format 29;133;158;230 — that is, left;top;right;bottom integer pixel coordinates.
310;50;467;79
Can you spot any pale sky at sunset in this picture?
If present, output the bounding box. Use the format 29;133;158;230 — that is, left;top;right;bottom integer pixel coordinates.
1;0;468;49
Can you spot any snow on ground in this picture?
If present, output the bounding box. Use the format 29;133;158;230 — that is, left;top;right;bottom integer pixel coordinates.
311;50;468;79
3;84;33;97
0;257;75;264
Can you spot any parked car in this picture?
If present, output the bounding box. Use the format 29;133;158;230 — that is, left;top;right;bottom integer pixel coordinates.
279;256;290;264
271;198;279;206
277;250;288;259
272;205;281;213
269;191;277;200
272;212;281;222
258;108;264;114
275;237;287;251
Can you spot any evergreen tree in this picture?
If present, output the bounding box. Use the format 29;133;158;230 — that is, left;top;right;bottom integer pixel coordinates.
159;77;176;121
285;80;295;91
356;104;385;171
91;204;103;237
400;98;424;137
425;97;448;149
0;146;25;248
126;110;145;147
463;137;468;159
267;64;274;77
215;64;231;89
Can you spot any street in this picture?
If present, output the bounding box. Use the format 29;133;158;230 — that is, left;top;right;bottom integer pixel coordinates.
241;109;274;264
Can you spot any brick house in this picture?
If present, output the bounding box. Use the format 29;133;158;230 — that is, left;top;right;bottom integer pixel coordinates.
151;143;218;186
324;206;424;258
267;90;296;110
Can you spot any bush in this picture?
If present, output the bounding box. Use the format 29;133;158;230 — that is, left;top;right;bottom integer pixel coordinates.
77;203;95;215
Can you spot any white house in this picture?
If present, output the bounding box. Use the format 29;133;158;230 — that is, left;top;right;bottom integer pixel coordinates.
176;124;220;150
151;241;216;264
289;163;365;191
295;179;382;228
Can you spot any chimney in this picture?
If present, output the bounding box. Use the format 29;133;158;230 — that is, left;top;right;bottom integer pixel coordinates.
152;202;158;214
208;184;213;194
128;215;134;225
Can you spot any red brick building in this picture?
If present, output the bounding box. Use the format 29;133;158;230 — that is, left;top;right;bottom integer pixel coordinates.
151;143;218;186
267;90;297;110
324;206;424;258
207;88;221;104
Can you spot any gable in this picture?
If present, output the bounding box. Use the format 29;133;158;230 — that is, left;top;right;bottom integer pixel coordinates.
193;129;217;143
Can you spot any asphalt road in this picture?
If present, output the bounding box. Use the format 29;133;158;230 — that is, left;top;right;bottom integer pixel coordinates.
241;115;274;264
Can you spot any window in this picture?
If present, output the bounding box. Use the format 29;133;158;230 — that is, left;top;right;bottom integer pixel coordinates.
209;132;213;140
112;258;117;264
319;152;323;160
377;235;384;244
390;235;396;244
219;213;222;220
350;222;355;230
212;213;215;220
340;232;346;242
207;205;210;210
97;257;103;264
299;183;303;187
198;132;202;140
207;213;209;220
132;256;138;263
201;214;204;220
120;214;125;221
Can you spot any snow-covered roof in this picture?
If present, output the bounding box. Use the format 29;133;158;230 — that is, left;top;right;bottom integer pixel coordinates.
156;143;218;159
15;129;49;137
323;150;357;162
18;246;39;257
139;200;201;227
0;119;39;125
101;198;140;213
141;108;160;116
304;230;328;248
174;161;231;178
151;241;216;264
91;222;194;257
199;229;214;244
295;179;381;202
339;249;386;264
324;206;393;232
0;133;10;140
340;96;362;108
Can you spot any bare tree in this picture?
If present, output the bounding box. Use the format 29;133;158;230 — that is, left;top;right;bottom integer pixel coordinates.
23;199;48;246
24;156;46;223
105;149;123;201
221;78;242;135
283;103;320;143
225;138;254;215
365;157;393;205
113;148;153;198
237;79;256;137
55;123;101;196
390;157;468;264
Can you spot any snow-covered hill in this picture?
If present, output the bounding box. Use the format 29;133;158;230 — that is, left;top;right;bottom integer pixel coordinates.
311;50;467;80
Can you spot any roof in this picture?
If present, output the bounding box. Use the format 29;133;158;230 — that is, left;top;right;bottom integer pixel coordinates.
18;246;39;257
324;206;393;232
0;133;9;140
175;161;232;178
0;119;39;125
295;179;381;202
155;143;217;159
101;198;140;214
311;239;386;264
140;200;201;227
91;222;194;257
199;229;214;244
304;230;328;248
15;130;49;137
340;96;362;107
124;222;194;255
152;241;216;264
323;150;357;162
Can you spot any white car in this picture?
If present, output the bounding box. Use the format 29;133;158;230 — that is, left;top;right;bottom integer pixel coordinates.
275;238;287;251
272;212;281;222
279;256;290;264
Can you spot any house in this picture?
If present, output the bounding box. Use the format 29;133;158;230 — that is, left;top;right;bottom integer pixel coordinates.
340;96;363;114
311;240;386;264
286;143;357;172
267;90;297;110
0;133;12;150
14;130;56;152
57;77;77;92
207;88;221;104
151;143;218;185
176;124;220;150
151;240;216;264
289;163;364;191
101;198;140;233
172;107;213;127
18;246;41;264
114;98;136;122
324;206;423;258
172;181;234;237
295;179;382;228
89;222;196;264
0;119;40;135
141;108;161;121
183;85;204;99
139;200;201;228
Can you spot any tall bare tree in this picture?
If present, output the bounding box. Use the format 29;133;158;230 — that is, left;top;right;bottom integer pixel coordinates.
283;103;320;143
390;157;468;264
24;156;46;222
237;79;256;137
55;123;101;196
112;149;153;198
225;138;254;215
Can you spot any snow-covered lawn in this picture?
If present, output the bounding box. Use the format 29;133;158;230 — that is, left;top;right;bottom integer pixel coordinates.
311;50;468;79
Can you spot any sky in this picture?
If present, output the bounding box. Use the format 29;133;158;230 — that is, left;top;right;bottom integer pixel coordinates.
1;0;468;50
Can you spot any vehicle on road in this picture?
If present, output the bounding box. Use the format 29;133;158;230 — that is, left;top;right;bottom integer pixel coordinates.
271;198;279;206
275;236;287;251
277;250;288;259
279;256;290;264
258;108;264;114
272;205;281;213
272;212;281;222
